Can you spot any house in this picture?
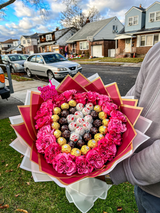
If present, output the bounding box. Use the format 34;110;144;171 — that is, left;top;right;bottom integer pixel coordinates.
115;1;160;57
38;27;78;55
0;39;19;54
66;17;124;58
6;40;23;54
20;33;39;54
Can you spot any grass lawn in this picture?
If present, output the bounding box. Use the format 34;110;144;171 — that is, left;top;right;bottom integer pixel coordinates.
4;73;33;82
69;57;143;63
0;118;138;213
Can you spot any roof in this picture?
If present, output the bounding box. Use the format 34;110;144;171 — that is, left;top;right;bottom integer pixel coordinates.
1;38;19;44
117;27;160;36
146;1;160;11
125;6;146;15
22;33;39;39
67;17;115;42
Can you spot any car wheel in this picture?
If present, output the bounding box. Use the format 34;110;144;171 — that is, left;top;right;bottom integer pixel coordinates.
26;68;32;78
10;67;15;73
47;70;54;80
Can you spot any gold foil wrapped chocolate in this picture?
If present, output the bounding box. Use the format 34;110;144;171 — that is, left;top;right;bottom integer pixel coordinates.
81;145;90;155
57;137;67;146
51;114;59;122
99;111;107;120
69;100;77;107
71;148;81;156
54;107;61;115
88;139;97;149
51;122;60;130
61;144;71;154
99;126;108;134
54;130;61;138
94;105;102;112
61;103;69;110
94;133;104;142
102;119;109;126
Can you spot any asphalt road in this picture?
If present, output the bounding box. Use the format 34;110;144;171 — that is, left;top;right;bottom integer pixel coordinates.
0;64;140;120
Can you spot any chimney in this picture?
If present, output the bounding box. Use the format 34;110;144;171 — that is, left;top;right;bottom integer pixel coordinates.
139;4;142;8
86;17;90;24
56;27;59;31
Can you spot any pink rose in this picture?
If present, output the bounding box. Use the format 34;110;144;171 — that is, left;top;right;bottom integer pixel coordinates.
38;81;58;101
110;110;127;122
108;118;127;133
86;149;104;169
62;90;77;101
35;115;52;129
74;92;87;105
76;156;94;174
105;132;122;146
44;143;61;164
37;125;53;139
98;94;111;106
97;141;117;162
87;91;99;105
102;102;118;115
52;153;76;176
36;133;56;154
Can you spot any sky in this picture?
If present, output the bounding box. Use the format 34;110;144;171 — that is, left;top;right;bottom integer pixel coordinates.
0;0;158;41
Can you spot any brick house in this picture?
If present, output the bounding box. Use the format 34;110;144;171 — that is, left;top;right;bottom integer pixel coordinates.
20;33;39;54
66;17;124;58
38;27;78;55
115;2;160;57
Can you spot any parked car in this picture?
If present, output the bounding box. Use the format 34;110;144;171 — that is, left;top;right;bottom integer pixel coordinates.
2;54;28;73
24;52;82;80
0;67;10;99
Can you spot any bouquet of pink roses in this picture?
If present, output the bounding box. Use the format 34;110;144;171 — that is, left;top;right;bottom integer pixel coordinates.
10;72;145;186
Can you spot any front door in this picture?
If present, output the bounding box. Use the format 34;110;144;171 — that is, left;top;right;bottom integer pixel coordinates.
125;39;131;52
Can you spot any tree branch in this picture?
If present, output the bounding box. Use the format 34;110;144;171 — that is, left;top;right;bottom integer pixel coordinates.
0;0;16;10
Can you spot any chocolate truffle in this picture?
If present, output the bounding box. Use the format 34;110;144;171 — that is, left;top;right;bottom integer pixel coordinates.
90;126;98;135
83;133;92;142
93;119;102;128
61;110;69;118
76;139;86;149
68;141;75;149
62;130;71;139
59;117;67;125
90;110;98;119
69;107;76;114
61;125;69;132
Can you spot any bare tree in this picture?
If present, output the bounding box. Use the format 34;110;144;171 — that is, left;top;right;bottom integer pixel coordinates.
0;0;48;11
60;0;102;29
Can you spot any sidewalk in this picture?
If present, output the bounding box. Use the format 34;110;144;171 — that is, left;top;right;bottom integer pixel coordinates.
72;60;142;67
5;79;45;103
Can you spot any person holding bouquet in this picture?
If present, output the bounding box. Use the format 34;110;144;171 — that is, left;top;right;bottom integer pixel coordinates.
100;42;160;212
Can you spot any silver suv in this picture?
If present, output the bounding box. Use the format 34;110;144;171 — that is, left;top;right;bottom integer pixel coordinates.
24;52;82;80
0;67;10;99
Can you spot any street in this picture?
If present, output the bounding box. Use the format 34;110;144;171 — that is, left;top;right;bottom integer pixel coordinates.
0;64;140;120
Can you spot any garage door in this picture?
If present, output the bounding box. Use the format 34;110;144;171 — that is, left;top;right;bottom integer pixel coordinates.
92;45;102;57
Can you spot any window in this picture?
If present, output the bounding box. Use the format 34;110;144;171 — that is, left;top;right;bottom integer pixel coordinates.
30;55;37;62
79;41;89;50
154;34;159;45
128;16;138;26
23;40;26;44
146;35;153;46
113;25;118;32
47;46;50;52
156;11;160;21
36;55;43;63
8;45;11;48
149;11;160;22
27;39;30;44
46;34;52;41
140;36;145;46
139;34;159;47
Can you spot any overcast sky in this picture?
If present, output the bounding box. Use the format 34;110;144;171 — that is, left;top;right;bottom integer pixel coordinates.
0;0;157;41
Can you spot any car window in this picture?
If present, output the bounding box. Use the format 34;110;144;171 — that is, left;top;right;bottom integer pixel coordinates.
8;55;27;61
42;53;66;64
36;55;43;63
30;56;37;62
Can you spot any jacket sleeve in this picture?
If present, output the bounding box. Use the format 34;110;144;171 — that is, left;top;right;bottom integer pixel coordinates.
110;140;160;186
